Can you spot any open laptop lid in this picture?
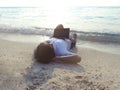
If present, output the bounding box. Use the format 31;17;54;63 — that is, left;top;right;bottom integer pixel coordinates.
53;28;70;39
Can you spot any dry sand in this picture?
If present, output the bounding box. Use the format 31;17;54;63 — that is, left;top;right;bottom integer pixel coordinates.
0;38;120;90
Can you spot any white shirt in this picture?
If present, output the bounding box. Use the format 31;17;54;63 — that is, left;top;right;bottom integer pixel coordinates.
47;38;71;56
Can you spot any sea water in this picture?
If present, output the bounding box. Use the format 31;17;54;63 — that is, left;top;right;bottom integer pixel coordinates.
0;7;120;54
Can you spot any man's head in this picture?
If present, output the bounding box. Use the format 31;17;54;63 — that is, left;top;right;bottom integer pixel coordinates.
34;42;55;63
54;24;64;30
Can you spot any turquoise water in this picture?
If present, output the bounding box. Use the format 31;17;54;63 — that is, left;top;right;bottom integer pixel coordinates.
0;7;120;45
0;7;120;33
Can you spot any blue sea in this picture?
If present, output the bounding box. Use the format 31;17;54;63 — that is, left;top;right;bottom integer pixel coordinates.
0;7;120;54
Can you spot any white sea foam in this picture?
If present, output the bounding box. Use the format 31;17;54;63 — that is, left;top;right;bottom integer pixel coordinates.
0;23;120;44
0;23;53;36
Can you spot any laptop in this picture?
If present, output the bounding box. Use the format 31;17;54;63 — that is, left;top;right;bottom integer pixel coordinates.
53;28;70;39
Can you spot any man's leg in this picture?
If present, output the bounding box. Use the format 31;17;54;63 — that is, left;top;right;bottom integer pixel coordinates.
70;33;77;49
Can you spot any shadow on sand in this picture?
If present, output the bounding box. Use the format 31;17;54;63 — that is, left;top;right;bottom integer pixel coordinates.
24;61;84;90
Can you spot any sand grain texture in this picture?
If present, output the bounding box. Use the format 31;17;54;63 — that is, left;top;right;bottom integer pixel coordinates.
0;39;120;90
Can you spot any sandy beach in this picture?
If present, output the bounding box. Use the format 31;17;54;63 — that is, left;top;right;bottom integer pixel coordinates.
0;38;120;90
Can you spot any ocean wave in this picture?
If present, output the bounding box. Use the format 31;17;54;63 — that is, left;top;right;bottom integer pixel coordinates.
0;25;53;36
0;25;120;43
71;30;120;43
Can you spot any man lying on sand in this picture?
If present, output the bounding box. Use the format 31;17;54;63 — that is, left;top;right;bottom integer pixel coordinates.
34;24;81;64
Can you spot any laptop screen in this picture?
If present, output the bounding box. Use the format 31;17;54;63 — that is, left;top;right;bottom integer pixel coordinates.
53;28;70;39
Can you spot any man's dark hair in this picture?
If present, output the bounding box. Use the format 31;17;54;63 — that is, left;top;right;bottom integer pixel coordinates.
34;42;55;63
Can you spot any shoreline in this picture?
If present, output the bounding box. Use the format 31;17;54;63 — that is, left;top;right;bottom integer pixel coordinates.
0;33;120;55
0;38;120;90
